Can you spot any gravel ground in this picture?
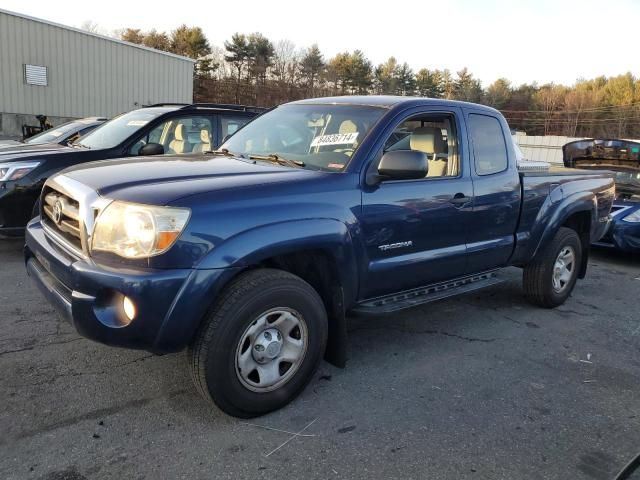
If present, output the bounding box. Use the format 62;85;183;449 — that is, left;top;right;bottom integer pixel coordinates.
1;237;639;480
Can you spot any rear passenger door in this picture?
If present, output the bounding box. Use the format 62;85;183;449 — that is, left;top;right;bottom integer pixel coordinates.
465;111;521;272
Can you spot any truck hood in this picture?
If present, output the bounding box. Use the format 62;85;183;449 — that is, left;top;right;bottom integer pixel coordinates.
563;138;640;173
59;154;322;205
0;142;74;160
563;139;640;198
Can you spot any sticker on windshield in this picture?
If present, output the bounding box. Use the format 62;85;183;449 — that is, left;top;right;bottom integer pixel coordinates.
311;132;359;147
127;120;149;127
49;130;63;137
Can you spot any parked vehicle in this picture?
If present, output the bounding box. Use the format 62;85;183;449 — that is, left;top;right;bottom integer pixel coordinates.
0;117;108;150
564;139;640;252
25;96;614;417
0;103;264;236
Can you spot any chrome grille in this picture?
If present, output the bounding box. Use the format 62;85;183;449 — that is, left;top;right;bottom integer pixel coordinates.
42;189;82;243
40;175;111;258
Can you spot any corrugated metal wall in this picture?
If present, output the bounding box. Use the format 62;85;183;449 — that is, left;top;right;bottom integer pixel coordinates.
0;9;194;119
514;135;586;164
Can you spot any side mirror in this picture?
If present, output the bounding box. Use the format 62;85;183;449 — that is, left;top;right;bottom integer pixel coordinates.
139;142;164;156
375;150;428;182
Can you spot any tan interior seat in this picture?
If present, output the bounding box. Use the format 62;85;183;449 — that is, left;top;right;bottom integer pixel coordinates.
168;124;191;154
192;129;212;153
339;120;357;134
409;127;448;177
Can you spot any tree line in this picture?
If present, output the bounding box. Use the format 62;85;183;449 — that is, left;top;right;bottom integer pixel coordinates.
114;26;640;138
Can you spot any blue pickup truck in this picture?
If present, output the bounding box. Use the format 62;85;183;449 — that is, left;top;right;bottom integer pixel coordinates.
24;96;615;417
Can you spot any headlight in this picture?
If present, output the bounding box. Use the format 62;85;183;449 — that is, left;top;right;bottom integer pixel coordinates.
0;161;40;181
623;209;640;223
91;201;190;259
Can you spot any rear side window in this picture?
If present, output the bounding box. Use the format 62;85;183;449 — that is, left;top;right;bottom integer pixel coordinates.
221;115;251;141
468;114;508;175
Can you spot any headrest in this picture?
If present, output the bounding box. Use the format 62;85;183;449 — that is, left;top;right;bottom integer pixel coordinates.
410;127;446;154
200;129;211;143
174;124;186;141
339;120;358;134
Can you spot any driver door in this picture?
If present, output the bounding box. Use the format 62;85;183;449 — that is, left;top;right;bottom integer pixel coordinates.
360;108;473;299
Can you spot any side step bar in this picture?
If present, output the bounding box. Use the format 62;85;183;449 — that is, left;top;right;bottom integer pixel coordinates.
352;270;503;315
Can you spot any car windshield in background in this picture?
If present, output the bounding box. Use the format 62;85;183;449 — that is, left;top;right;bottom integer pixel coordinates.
614;171;640;194
78;110;165;150
220;104;386;172
25;121;83;144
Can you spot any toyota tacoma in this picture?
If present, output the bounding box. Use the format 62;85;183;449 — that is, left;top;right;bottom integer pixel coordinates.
25;96;615;417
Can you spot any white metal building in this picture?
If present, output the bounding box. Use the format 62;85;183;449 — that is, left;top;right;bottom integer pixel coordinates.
0;8;195;137
513;133;586;165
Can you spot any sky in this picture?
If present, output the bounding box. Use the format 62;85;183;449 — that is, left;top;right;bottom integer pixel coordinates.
2;0;639;87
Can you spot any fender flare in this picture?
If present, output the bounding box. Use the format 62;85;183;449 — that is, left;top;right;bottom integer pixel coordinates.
194;218;358;367
196;218;358;292
529;191;596;264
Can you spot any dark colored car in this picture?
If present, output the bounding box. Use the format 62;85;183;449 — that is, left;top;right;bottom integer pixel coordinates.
0;117;108;151
25;96;614;417
0;103;264;236
564;139;640;252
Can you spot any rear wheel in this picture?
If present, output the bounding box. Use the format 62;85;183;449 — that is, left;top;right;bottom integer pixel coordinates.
188;268;327;418
523;227;582;308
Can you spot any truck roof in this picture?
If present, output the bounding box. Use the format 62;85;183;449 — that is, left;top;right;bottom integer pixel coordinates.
290;95;501;114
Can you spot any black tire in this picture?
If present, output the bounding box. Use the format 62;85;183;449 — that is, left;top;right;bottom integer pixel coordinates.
188;268;328;418
523;227;582;308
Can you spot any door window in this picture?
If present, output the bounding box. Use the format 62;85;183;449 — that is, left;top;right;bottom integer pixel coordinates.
383;114;459;178
468;114;508;175
129;116;214;155
221;115;252;143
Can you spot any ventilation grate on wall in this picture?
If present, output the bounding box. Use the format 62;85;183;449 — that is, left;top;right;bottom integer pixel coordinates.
25;64;48;86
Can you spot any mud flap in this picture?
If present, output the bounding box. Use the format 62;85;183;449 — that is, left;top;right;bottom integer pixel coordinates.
324;286;348;368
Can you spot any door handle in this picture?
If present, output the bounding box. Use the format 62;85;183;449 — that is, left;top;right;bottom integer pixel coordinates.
450;194;471;206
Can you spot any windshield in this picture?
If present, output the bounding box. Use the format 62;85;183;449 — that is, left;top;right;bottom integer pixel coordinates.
78;110;165;150
25;121;84;144
220;104;386;171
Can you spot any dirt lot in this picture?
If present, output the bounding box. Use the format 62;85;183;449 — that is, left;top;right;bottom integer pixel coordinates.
1;237;639;480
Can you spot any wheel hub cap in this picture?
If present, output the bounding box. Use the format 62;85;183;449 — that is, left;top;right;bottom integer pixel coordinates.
235;308;308;393
253;328;283;363
552;246;575;293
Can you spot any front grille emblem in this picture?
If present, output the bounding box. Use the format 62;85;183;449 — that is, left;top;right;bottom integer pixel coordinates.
52;200;63;225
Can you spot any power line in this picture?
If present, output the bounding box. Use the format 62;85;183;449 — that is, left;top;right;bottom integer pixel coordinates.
501;102;640;115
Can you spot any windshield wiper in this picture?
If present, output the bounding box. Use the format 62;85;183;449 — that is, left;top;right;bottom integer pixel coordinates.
208;148;245;158
248;153;305;168
73;142;90;149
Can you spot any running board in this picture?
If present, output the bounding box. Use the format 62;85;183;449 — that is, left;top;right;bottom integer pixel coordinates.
352;271;503;315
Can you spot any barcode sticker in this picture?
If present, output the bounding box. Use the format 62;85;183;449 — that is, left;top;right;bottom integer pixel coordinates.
311;132;358;147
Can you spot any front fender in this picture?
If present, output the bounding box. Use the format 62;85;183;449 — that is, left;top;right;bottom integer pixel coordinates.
195;218;360;304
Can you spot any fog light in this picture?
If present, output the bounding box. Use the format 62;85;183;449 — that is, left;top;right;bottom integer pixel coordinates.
123;296;136;321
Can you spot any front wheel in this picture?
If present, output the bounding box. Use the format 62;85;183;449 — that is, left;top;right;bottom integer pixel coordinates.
188;268;328;418
523;227;582;308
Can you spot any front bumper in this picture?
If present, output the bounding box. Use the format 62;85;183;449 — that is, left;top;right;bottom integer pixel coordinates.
25;219;239;353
